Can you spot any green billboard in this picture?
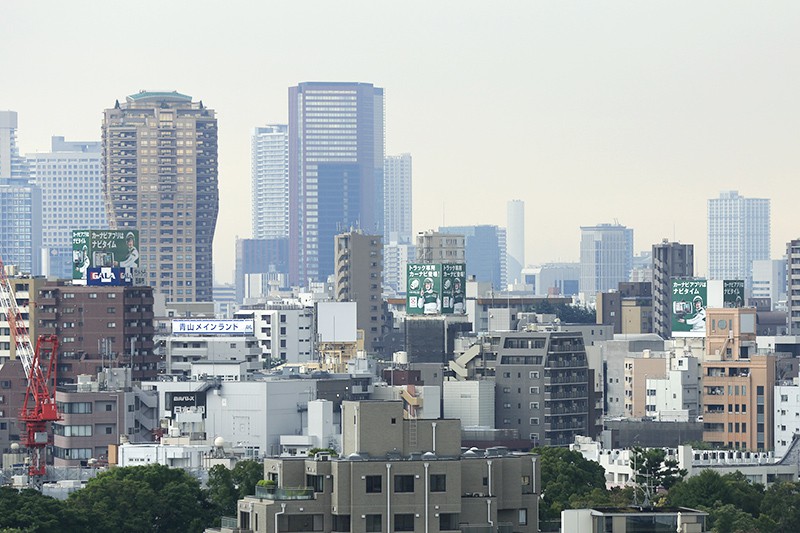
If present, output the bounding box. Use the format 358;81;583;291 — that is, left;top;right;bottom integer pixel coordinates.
407;263;467;315
723;280;745;308
72;230;140;282
671;278;707;337
441;263;466;314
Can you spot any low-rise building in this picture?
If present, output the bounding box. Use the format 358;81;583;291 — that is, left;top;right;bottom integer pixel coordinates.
562;507;707;533
212;400;540;533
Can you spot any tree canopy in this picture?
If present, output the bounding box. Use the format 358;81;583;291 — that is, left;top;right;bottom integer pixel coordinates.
533;446;607;522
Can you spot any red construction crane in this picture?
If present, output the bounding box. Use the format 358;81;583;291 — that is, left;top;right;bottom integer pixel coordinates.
0;258;59;486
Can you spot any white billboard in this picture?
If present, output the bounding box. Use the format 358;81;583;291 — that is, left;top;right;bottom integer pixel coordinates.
172;319;254;335
317;302;357;343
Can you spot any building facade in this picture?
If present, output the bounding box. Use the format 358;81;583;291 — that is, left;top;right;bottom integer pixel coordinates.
416;230;465;264
102;91;219;302
234;306;314;365
383;153;412;245
495;331;591;447
234;238;289;304
708;191;770;289
652;240;694;339
36;283;157;382
506;199;525;286
752;258;787;311
787;239;800;334
251;125;289;240
288;82;385;285
579;223;634;298
0;111;27;179
27;136;106;279
440;225;507;290
335;231;384;354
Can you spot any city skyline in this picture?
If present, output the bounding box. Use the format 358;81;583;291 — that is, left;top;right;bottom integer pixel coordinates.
4;2;800;283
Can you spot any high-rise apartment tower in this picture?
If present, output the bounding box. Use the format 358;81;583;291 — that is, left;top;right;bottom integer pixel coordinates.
507;199;525;285
652;240;694;339
102;91;219;302
383;153;412;244
251;125;289;239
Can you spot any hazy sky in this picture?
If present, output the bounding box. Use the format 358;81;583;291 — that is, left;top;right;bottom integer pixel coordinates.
3;2;799;283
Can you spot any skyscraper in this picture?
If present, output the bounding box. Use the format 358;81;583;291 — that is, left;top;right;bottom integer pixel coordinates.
579;223;634;297
27;136;106;279
507;199;525;284
251;125;289;239
383;153;412;244
0;111;40;274
102;91;219;302
651;240;694;339
707;191;770;287
439;225;507;289
288;82;385;285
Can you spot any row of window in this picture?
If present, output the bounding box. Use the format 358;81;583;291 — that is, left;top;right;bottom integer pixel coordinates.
365;474;446;494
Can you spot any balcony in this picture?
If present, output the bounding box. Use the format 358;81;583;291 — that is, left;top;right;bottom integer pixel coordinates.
254;485;314;500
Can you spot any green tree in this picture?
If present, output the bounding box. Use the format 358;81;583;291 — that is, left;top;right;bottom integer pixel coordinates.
759;481;800;532
533;447;607;522
206;464;239;519
67;464;212;533
707;503;760;533
568;486;634;510
630;447;686;491
554;304;596;324
667;470;763;518
231;460;263;499
0;487;83;532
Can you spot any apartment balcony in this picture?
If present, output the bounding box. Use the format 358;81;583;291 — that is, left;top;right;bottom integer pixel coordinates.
253;485;314;500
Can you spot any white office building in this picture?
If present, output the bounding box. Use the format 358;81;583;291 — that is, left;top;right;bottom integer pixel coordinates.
234;306;314;364
507;199;525;285
383;153;412;245
0;111;27;179
27;136;106;279
775;378;800;459
383;239;414;295
752;259;787;310
251;125;289;239
708;191;770;289
645;353;701;421
580;223;634;297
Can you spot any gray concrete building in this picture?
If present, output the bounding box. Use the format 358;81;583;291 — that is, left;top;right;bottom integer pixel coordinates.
212;400;540;533
495;331;591;447
652;240;694;339
335;230;384;354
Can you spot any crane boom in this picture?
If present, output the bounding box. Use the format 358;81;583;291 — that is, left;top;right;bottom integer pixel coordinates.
0;258;60;486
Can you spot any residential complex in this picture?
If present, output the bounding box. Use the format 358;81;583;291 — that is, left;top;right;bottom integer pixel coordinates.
383;153;412;245
251;125;289;240
707;190;770;289
102;91;219;302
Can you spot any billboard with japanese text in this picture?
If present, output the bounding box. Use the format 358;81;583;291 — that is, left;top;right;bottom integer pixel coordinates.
172;319;254;335
407;263;466;315
72;230;140;283
723;280;745;308
671;278;707;337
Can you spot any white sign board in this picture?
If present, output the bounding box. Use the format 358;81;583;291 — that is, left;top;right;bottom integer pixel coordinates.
317;302;357;343
172;319;254;335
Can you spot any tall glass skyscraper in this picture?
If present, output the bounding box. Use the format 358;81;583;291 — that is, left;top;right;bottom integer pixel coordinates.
27;137;106;279
102;91;219;302
288;82;384;285
707;191;770;287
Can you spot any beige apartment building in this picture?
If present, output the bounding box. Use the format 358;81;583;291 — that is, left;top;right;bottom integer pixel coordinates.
213;401;539;533
623;352;667;418
702;307;775;451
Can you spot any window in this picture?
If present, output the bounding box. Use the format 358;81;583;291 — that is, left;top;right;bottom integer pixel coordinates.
107;293;117;299
529;402;539;409
519;509;528;525
365;514;382;532
332;515;351;532
394;514;415;532
530;418;540;425
280;514;323;531
439;513;459;531
394;475;414;493
366;475;382;493
430;474;446;492
307;474;324;492
529;371;540;379
529;387;539;394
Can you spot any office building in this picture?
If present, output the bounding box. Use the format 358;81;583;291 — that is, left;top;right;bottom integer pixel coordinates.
27;136;106;279
652;240;694;339
234;238;289;303
383;153;412;245
214;400;540;533
251;125;289;239
507;199;525;285
0;111;28;179
440;225;507;289
532;263;581;296
288;82;385;285
234;305;314;365
383;239;414;295
579;223;634;297
335;230;384;354
416;230;465;264
102;91;219;302
708;191;770;288
0;179;41;275
596;282;653;335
